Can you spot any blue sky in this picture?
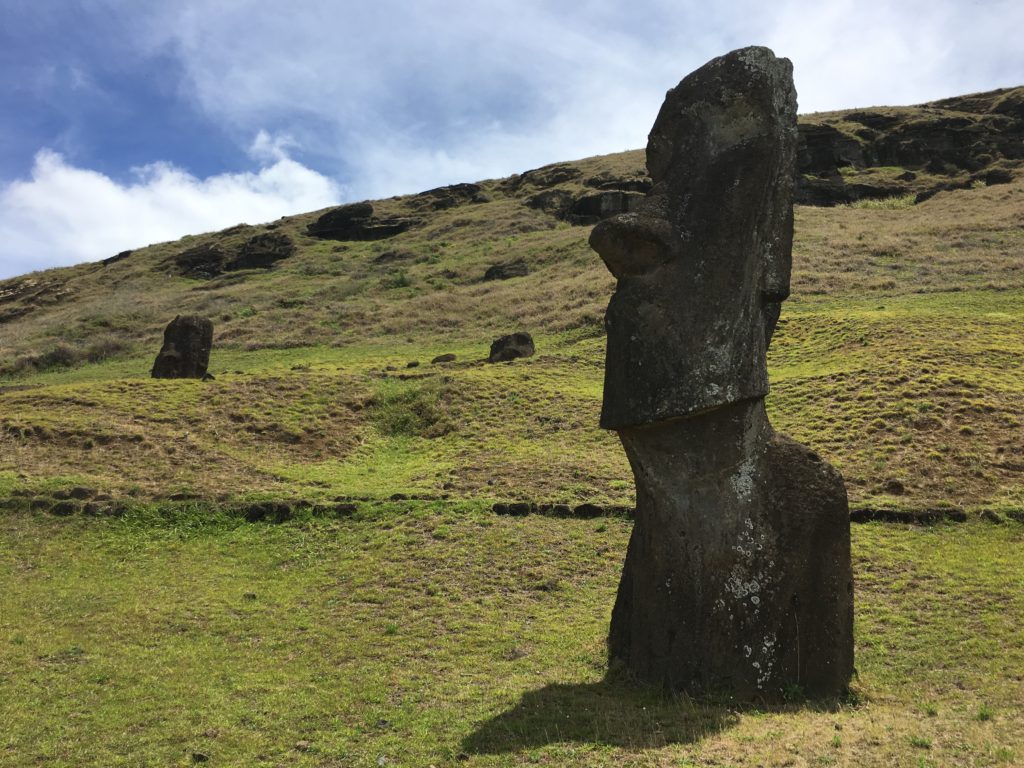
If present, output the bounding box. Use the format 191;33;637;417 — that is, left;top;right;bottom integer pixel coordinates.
1;0;1021;279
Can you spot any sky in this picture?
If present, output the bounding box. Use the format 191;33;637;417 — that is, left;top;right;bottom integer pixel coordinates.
1;0;1021;279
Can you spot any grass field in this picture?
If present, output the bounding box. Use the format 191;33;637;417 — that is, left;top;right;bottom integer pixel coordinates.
2;165;1023;513
2;507;1022;767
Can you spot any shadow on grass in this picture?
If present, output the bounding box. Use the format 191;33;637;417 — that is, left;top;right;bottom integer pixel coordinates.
462;676;738;754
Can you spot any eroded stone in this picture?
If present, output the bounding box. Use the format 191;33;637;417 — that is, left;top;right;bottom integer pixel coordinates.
592;47;853;700
151;315;213;379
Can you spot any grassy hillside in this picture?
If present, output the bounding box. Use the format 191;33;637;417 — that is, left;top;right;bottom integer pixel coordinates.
1;149;1023;515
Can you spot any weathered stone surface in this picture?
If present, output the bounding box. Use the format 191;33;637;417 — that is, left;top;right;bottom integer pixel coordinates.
795;86;1024;205
488;332;534;363
591;47;853;700
797;175;915;207
431;353;457;364
525;189;575;216
506;163;582;191
174;244;226;279
526;187;647;225
569;191;646;225
592;46;797;430
483;261;529;281
798;123;870;174
981;167;1014;185
307;202;418;241
226;232;295;270
102;250;133;266
584;172;652;193
151;315;213;379
609;404;853;698
410;183;485;211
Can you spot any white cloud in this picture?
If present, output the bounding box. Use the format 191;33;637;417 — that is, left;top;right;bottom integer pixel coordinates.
763;0;1024;112
131;0;1023;197
4;0;1023;277
0;140;340;279
249;130;299;163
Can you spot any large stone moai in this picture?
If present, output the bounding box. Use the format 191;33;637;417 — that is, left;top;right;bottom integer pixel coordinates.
151;315;213;379
591;47;853;700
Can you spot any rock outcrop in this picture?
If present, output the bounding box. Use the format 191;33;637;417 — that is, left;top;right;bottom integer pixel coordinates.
499;88;1022;213
101;250;133;266
488;332;534;363
173;232;296;278
226;233;295;270
307;202;419;241
796;86;1023;204
151;315;214;379
525;185;647;225
174;244;226;280
483;261;529;281
591;47;853;700
408;183;488;211
568;191;646;225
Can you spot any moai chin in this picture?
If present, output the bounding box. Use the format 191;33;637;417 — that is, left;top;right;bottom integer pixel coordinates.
591;47;853;700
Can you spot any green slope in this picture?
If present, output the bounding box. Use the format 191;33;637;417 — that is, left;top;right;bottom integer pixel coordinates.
1;162;1023;514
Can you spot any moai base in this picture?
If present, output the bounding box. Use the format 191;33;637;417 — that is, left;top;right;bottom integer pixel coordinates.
591;47;853;700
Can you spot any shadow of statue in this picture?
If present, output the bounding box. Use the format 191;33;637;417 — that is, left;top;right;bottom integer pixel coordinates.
463;668;852;756
462;673;738;755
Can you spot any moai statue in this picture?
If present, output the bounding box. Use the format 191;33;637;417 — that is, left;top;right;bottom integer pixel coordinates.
151;315;214;379
591;47;853;700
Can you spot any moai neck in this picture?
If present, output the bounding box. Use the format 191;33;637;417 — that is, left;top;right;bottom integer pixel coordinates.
620;399;773;534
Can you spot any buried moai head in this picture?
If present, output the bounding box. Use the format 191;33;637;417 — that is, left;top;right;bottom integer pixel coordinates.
590;46;798;430
151;315;213;379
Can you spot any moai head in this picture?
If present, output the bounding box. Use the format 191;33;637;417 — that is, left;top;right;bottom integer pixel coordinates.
591;47;798;430
151;315;214;379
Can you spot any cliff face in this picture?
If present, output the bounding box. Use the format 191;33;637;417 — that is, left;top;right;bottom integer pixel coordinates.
796;86;1024;205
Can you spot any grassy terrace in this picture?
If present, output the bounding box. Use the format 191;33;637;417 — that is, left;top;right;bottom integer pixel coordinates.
2;284;1023;513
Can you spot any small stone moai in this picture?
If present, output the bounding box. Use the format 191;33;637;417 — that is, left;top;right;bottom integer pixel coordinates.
151;315;213;379
591;47;853;700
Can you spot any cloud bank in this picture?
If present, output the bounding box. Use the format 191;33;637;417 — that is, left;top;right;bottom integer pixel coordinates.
2;0;1022;278
139;0;1023;196
0;135;339;278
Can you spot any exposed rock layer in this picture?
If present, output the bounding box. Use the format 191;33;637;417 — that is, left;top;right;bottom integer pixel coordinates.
307;202;419;241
